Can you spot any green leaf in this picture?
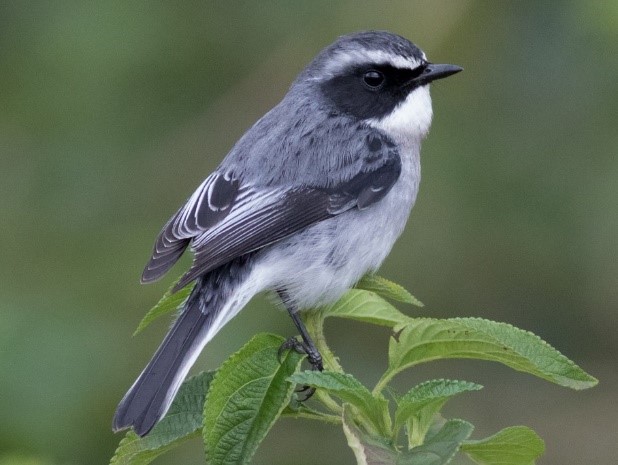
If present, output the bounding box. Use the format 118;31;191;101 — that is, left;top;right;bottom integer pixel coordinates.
342;404;399;465
290;371;389;434
379;318;598;392
133;279;194;335
402;418;474;465
322;289;412;327
461;426;545;465
356;274;424;307
110;371;214;465
342;405;473;465
203;333;303;465
394;379;482;447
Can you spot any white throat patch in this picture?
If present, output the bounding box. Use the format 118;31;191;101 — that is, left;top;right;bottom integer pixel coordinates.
368;85;433;145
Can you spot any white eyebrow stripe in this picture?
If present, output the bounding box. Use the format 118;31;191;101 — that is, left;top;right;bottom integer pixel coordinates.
320;49;422;78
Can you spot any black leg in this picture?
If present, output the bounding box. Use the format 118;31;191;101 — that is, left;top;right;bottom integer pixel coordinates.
277;290;324;372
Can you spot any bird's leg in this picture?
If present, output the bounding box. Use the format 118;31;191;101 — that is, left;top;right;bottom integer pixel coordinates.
286;311;324;371
277;290;323;400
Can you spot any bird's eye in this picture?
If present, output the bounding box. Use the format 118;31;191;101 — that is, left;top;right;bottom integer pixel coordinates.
362;70;385;89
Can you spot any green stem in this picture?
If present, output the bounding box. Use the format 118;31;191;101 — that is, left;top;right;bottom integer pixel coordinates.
302;310;343;414
315;389;342;414
304;310;344;373
303;309;393;439
282;410;342;424
372;371;394;396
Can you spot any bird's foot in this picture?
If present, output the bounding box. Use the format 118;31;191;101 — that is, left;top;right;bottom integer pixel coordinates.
278;336;323;401
278;336;324;371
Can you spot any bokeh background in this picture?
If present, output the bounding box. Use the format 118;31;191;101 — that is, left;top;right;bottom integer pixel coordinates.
1;1;616;464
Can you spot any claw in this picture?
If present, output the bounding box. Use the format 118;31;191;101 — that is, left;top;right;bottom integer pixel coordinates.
276;290;324;403
296;385;316;401
278;336;305;363
278;336;322;401
278;337;323;371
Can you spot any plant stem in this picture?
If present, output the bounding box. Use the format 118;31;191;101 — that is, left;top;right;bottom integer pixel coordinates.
282;410;342;424
372;371;394;396
302;310;343;413
304;310;344;373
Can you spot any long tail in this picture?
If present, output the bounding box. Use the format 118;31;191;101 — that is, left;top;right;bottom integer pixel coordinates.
113;255;255;436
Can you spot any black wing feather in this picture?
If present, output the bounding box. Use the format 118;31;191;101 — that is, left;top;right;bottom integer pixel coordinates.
329;157;401;211
141;173;239;283
142;132;401;291
173;188;334;291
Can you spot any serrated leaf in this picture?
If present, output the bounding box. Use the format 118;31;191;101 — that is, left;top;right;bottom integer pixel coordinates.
203;333;303;465
110;371;214;465
380;318;598;392
133;278;194;335
394;379;482;447
356;274;424;307
290;371;389;433
462;426;545;465
322;289;412;327
343;405;473;465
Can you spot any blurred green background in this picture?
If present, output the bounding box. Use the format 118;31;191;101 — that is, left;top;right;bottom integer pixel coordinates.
1;1;616;464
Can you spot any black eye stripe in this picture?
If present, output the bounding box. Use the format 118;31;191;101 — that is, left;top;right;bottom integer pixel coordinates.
360;63;427;85
320;61;428;120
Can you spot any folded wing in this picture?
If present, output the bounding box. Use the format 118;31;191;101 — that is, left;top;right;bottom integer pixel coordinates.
141;134;401;292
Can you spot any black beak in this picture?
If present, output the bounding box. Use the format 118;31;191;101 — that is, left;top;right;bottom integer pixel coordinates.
410;63;463;86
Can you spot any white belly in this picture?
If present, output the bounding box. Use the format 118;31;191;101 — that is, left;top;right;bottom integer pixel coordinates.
253;145;421;309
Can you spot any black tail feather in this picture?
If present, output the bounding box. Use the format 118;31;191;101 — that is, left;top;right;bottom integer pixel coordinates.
112;285;211;436
113;254;255;436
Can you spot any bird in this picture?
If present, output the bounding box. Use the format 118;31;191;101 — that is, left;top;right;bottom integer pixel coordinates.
113;30;462;437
